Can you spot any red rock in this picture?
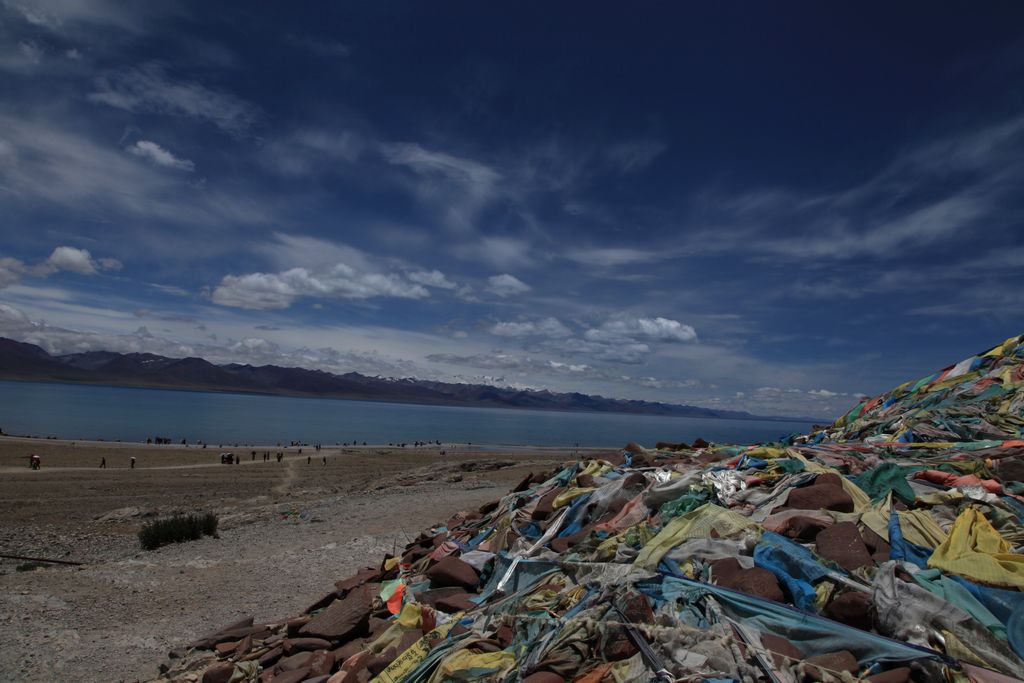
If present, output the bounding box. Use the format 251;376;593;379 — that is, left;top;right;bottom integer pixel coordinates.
787;484;854;513
415;587;468;607
285;616;312;637
715;567;784;602
867;667;911;683
759;633;803;669
307;651;336;677
426;556;480;589
523;673;566;683
549;525;594;553
815;473;844;488
436;593;477;613
277;652;313;671
366;647;397;676
478;499;500;514
330;639;368;662
495;625;513;647
710;557;743;582
258;646;283;668
269;669;309;683
300;584;377;640
190;615;255;649
234;635;252;658
804;650;859;680
825;592;873;631
215;640;239;657
784;515;830;541
335;568;380;593
815;522;873;572
602;628;637;661
202;663;235;683
284;638;333;654
532;488;565;521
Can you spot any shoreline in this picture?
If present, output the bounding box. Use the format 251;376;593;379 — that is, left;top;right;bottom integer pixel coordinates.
0;376;827;425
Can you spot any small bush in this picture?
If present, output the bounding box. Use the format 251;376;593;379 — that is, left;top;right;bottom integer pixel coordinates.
139;513;219;550
16;562;48;572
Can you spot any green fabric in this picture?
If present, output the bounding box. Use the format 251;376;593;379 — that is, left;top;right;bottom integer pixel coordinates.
659;490;710;520
774;458;806;474
912;568;1007;641
852;462;925;504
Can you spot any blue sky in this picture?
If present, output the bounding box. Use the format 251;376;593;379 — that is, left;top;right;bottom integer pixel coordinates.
1;2;1023;418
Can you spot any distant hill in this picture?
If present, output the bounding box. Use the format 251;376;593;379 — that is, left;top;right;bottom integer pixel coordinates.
0;337;819;423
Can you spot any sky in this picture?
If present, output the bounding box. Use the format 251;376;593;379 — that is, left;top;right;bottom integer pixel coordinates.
2;2;1024;419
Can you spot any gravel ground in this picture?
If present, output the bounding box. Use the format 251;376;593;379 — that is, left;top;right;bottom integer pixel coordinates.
0;437;586;682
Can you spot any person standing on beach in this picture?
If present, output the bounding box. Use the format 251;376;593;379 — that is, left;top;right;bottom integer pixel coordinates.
307;454;311;465
100;457;106;469
130;456;136;469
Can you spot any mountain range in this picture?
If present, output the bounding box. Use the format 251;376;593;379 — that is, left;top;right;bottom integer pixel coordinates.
0;337;819;422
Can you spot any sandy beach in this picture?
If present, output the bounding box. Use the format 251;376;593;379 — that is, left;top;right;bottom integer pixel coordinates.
0;436;599;682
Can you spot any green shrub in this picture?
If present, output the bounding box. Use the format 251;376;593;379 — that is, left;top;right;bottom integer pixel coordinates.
139;513;219;550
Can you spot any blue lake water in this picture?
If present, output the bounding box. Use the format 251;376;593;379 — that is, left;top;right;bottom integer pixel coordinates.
0;380;816;447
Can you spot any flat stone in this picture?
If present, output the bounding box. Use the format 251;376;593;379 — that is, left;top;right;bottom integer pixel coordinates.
436;593;477;613
366;647;397;676
867;667;912;683
234;635;252;658
759;633;803;669
269;669;309;683
815;522;873;572
532;488;565;521
426;556;480;589
715;567;784;602
825;591;873;631
307;651;336;677
258;646;283;668
277;652;313;671
523;673;566;683
284;638;333;654
710;557;743;582
189;615;255;649
787;484;854;513
335;568;380;594
201;663;235;683
214;640;239;657
804;650;859;680
300;584;377;640
784;515;830;541
331;639;368;663
414;587;467;606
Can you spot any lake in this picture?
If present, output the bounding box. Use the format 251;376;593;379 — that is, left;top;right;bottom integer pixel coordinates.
0;380;817;447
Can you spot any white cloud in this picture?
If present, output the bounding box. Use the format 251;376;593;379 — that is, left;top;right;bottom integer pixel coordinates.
261;128;364;176
0;115;274;229
407;269;457;289
126;140;194;171
585;316;697;343
0;39;43;73
564;247;668;267
0;256;26;287
211;265;429;310
489;317;571;338
486;273;531;297
0;246;124;287
46;245;97;274
88;63;262;136
453;236;534;268
380;141;501;232
285;34;350;58
605;139;667;173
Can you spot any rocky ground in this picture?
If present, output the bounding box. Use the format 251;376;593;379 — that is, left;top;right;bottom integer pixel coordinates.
0;437;592;682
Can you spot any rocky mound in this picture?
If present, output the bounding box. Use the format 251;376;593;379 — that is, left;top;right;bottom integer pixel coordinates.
153;336;1024;683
